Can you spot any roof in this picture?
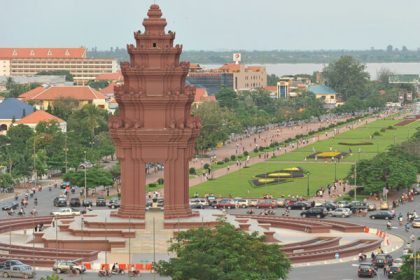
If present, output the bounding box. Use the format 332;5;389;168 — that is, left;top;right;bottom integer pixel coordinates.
263;86;277;92
189;63;202;69
389;74;419;84
308;85;336;95
0;48;86;59
194;88;216;103
15;110;65;125
95;71;123;81
19;86;106;101
0;98;34;119
219;63;241;72
99;83;116;94
246;66;265;72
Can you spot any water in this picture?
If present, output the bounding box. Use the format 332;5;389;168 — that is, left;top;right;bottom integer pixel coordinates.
203;63;420;80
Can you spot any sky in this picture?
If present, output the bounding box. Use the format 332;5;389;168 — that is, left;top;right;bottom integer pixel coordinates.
1;0;419;51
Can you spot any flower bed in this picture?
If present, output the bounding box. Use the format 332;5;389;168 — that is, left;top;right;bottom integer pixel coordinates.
308;151;347;159
338;142;373;146
252;167;304;186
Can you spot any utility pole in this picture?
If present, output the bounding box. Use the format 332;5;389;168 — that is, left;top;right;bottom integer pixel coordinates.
354;161;357;201
64;133;68;174
84;151;87;202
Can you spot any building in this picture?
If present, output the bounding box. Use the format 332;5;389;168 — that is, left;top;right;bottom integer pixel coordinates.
308;85;337;108
0;48;118;85
100;83;119;114
14;110;66;132
0;98;34;134
187;62;267;94
219;63;267;91
0;75;67;87
18;85;108;110
187;72;233;95
389;74;420;98
192;87;216;107
95;71;123;82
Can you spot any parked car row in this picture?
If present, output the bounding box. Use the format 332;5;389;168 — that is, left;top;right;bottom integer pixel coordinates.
52;196;118;209
0;260;35;279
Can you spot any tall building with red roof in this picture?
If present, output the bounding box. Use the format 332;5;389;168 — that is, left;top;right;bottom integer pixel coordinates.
15;110;67;132
0;48;118;85
18;86;107;110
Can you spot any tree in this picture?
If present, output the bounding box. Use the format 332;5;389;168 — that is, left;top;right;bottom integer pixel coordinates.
0;173;14;189
36;70;74;82
87;80;109;90
40;274;63;280
51;98;79;121
349;153;417;194
395;253;420;280
215;87;238;109
376;68;394;84
192;102;240;152
63;167;113;188
155;222;291;280
5;125;34;177
323;56;370;100
267;74;279;86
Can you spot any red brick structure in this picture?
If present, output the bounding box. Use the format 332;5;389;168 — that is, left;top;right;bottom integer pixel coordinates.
109;4;201;219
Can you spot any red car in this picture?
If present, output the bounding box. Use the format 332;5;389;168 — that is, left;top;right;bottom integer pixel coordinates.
256;199;277;209
214;199;237;209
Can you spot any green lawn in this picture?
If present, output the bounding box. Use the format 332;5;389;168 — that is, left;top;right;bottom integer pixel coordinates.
190;118;420;198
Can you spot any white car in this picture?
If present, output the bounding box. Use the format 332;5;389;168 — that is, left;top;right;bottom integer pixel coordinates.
189;198;208;209
330;208;352;218
412;218;420;228
234;199;249;208
248;199;259;207
51;208;81;216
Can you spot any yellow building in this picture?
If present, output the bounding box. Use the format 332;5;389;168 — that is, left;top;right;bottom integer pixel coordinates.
18;86;108;110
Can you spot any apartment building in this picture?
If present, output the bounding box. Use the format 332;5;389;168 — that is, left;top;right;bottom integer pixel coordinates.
0;48;118;85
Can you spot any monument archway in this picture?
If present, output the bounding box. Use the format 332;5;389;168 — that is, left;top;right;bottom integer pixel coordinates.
109;4;201;220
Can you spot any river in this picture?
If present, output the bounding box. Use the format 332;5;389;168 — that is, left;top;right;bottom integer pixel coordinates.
203;63;420;80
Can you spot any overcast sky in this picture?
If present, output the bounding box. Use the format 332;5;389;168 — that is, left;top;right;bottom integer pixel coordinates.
1;0;419;51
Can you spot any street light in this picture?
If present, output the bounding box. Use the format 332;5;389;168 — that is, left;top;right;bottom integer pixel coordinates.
84;151;87;202
332;157;337;182
306;171;311;197
354;161;357;201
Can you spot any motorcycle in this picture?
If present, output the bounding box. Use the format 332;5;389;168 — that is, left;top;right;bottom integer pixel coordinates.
98;270;111;277
128;270;140;277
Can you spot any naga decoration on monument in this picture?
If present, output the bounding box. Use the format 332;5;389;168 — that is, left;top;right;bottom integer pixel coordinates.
109;4;201;220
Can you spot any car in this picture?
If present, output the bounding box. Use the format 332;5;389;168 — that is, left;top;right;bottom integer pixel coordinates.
53;260;86;274
214;199;237;209
60;182;71;189
300;207;328;218
0;265;35;279
96;197;107;207
367;203;377;211
357;262;377;278
276;198;286;207
349;201;368;212
373;254;393;268
206;196;218;207
248;199;259;207
287;201;311;210
51;208;81;216
336;200;350;208
321;201;338;211
412;218;420;228
55;197;67;207
414;185;420;195
2;201;19;211
379;201;390;210
234;198;249;208
0;260;25;269
190;198;208;209
108;200;121;209
82;199;93;207
256;199;277;209
369;211;395;220
69;198;81;207
387;265;401;279
392;258;403;267
78;161;93;169
330;207;352;218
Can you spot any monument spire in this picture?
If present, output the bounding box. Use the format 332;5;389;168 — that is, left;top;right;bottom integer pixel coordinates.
109;4;200;220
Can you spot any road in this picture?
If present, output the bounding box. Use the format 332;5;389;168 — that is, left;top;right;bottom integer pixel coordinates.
0;186;418;280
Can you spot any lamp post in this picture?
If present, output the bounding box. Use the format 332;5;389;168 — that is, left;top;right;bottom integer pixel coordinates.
306;171;310;197
83;151;87;202
354;161;357;201
332;157;337;182
64;133;68;174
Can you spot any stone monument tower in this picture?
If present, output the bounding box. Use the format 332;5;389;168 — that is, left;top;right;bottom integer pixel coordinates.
109;4;201;220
